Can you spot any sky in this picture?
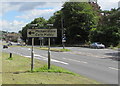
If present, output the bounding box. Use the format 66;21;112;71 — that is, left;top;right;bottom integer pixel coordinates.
0;0;120;32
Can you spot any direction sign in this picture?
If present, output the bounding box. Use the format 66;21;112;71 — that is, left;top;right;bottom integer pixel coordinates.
27;29;57;37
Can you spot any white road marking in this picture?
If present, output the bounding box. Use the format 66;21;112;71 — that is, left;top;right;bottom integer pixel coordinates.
34;54;41;57
51;59;68;65
63;51;114;58
34;54;69;65
28;48;31;50
108;67;119;71
34;54;46;58
24;56;31;58
19;53;68;65
63;58;88;64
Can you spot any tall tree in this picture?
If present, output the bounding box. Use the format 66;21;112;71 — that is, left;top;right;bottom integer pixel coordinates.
60;2;99;44
21;17;47;45
90;9;120;47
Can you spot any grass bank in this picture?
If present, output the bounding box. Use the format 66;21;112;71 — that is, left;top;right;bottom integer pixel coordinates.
2;52;99;84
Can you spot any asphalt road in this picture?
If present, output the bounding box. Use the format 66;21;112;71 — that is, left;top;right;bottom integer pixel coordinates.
2;46;119;84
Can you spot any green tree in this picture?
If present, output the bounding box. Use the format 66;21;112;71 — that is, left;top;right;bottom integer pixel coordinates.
60;2;99;44
21;17;47;45
90;9;120;47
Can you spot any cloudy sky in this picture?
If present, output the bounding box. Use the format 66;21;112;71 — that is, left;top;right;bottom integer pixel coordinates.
0;0;120;32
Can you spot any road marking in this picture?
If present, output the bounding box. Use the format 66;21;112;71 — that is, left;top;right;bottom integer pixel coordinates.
24;56;31;58
51;59;69;65
34;54;69;65
28;48;31;50
108;67;119;71
63;58;88;64
63;51;113;58
34;54;46;58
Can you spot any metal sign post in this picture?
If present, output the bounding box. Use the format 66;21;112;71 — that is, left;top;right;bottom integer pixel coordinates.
27;29;57;70
48;38;51;69
31;38;34;72
39;37;42;48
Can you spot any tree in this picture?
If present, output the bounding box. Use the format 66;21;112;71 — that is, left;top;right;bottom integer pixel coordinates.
59;2;99;44
21;17;47;45
22;2;100;45
90;9;120;47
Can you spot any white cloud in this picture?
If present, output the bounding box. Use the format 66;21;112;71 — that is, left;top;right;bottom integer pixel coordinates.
0;20;27;32
1;0;67;2
1;1;119;16
98;0;119;10
0;2;21;16
14;2;63;20
0;2;63;32
16;9;55;20
8;2;47;11
0;2;63;16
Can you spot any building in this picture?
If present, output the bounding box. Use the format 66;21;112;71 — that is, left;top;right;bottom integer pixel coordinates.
88;0;101;16
5;33;20;42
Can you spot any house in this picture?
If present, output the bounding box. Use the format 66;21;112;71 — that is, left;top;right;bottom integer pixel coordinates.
5;33;20;42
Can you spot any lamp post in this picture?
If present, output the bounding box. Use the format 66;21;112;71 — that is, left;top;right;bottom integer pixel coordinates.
30;24;37;72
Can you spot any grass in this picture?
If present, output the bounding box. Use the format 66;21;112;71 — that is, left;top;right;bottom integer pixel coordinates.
1;52;99;84
7;57;13;60
36;47;71;52
109;44;120;50
33;65;77;75
9;45;71;52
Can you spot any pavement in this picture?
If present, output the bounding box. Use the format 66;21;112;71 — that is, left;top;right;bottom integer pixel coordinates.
2;46;119;84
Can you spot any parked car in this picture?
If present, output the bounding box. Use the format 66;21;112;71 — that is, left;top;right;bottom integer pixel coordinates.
7;42;12;46
3;45;8;48
17;43;22;46
90;42;105;49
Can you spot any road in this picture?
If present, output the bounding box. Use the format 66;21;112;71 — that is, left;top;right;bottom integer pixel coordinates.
2;46;119;84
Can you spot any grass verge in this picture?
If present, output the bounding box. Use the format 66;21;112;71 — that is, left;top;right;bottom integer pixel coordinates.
9;45;71;52
2;52;99;84
36;47;71;52
33;65;77;75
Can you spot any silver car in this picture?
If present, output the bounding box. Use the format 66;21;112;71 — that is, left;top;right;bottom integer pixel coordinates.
90;42;105;49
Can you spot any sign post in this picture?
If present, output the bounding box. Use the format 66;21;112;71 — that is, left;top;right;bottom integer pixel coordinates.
27;29;57;38
39;37;42;48
27;29;57;70
48;38;51;69
31;38;34;72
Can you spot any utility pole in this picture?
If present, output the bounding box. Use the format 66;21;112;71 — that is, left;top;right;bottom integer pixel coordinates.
61;14;65;49
54;11;65;49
